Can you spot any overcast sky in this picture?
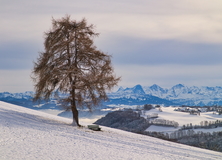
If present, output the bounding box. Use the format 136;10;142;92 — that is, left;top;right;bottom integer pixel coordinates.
1;0;222;92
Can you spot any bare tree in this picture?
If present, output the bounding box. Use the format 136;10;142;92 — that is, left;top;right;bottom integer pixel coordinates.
32;15;120;126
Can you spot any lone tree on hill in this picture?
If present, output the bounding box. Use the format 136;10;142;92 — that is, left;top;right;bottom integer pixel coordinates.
32;15;120;126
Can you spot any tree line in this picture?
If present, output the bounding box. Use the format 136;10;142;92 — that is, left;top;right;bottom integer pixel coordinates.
181;120;222;130
144;130;222;152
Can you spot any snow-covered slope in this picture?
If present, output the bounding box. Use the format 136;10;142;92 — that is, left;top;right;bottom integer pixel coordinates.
144;107;222;133
1;101;222;160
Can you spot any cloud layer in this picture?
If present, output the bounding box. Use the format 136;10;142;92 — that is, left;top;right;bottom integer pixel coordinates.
0;0;222;92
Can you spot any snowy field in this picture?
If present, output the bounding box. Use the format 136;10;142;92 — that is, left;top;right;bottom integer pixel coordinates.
1;101;222;160
144;107;222;133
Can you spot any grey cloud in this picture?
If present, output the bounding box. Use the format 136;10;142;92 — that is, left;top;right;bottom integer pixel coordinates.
115;63;222;89
99;36;222;66
0;41;41;70
1;0;222;92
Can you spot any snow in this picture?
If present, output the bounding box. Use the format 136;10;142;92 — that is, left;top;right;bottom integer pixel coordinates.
146;125;179;133
1;101;222;160
38;109;64;115
145;107;222;133
146;107;221;126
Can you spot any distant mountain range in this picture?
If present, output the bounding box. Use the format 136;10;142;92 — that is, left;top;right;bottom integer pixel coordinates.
108;84;222;106
1;84;222;108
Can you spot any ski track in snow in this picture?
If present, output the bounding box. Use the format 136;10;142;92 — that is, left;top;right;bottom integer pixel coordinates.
0;101;222;160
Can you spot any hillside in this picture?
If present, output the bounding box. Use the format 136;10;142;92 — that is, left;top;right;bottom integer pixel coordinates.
1;101;222;160
95;106;222;152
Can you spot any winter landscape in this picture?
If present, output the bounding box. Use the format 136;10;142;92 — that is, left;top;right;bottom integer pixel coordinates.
1;101;222;160
1;84;222;126
1;84;222;158
1;1;222;159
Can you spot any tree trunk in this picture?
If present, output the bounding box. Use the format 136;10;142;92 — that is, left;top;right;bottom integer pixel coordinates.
70;94;80;126
71;104;80;127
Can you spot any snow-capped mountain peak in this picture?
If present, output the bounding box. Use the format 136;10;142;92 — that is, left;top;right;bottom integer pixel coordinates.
143;84;167;98
149;84;162;91
116;84;145;95
111;84;222;106
132;84;145;95
169;84;189;98
116;86;124;92
172;84;185;89
1;84;222;107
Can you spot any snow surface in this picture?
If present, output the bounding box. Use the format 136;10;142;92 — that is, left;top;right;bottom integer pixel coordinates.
144;106;222;133
1;101;222;160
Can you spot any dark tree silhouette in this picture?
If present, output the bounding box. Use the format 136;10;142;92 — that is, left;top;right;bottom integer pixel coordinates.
32;15;120;126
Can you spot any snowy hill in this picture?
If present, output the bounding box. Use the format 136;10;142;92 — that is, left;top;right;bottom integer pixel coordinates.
1;101;222;160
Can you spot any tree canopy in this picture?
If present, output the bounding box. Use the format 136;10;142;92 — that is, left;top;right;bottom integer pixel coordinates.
32;15;120;126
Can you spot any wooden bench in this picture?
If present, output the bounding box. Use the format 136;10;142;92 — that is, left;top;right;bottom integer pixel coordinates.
87;124;101;131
